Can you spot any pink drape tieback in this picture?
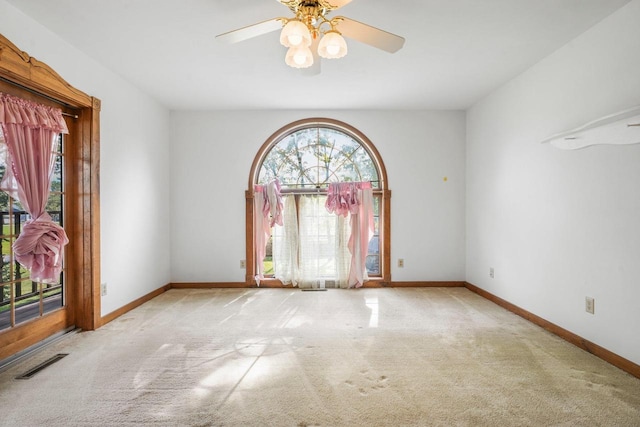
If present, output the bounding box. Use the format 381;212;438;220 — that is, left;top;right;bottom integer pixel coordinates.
13;214;69;284
325;182;372;217
0;93;68;133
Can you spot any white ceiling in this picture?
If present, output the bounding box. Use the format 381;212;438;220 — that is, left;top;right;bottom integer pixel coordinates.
6;0;631;110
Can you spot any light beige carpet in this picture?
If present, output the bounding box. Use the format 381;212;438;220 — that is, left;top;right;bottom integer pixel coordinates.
0;288;639;426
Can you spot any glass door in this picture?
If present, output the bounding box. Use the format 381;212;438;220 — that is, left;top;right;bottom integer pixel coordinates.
0;133;67;331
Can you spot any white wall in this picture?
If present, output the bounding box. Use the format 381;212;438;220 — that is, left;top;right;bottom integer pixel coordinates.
0;1;172;316
467;0;640;364
170;110;466;283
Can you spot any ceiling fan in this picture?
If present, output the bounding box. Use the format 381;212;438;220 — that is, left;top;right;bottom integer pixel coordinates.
216;0;405;72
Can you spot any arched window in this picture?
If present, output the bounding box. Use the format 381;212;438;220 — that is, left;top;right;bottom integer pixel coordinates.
246;118;391;286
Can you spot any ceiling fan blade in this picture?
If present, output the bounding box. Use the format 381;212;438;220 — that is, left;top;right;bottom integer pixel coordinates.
216;18;283;44
336;17;405;53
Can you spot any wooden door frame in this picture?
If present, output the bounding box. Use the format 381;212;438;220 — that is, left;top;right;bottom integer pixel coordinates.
0;33;101;359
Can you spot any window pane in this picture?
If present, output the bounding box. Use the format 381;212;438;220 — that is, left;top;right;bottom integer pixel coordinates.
263;234;274;276
51;154;63;193
14;272;33;294
0;284;10;330
1;258;11;282
0;168;7;213
14;279;40;325
15;208;31;234
47;192;63;226
55;133;63;154
43;283;63;315
366;195;381;276
366;254;380;276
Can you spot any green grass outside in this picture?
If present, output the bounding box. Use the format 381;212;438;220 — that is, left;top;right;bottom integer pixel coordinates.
264;257;274;276
1;224;12;255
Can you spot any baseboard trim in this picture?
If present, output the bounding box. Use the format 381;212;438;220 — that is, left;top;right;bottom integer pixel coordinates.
389;281;465;287
169;281;466;289
464;282;640;380
100;284;171;326
170;282;249;289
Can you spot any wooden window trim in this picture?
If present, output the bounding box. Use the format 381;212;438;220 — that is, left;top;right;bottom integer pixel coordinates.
246;118;391;286
0;33;101;358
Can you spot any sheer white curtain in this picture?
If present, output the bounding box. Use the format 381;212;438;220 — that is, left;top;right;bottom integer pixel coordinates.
274;194;299;285
334;214;351;288
272;194;351;288
298;196;326;288
299;195;351;288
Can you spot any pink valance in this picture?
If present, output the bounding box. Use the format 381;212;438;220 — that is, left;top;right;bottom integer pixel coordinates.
325;181;372;217
0;93;68;134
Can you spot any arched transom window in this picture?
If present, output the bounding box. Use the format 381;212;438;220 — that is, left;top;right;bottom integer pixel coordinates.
257;126;380;189
247;118;391;286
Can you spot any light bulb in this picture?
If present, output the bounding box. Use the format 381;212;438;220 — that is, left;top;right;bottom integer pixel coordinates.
288;34;303;47
294;53;307;65
285;45;314;68
326;44;340;56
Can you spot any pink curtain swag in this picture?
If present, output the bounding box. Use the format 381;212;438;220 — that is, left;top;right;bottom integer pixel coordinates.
253;179;283;282
0;93;69;284
325;182;375;288
254;179;374;288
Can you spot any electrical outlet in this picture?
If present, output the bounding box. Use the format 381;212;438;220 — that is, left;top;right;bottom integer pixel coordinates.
240;260;246;269
585;296;595;314
100;283;107;296
397;259;404;268
489;267;494;278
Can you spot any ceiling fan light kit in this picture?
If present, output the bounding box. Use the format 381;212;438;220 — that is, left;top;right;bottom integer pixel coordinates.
216;0;404;71
278;3;350;67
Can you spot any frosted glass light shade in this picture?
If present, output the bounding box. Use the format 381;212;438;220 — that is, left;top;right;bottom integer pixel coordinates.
280;20;312;47
285;45;314;68
318;31;347;59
